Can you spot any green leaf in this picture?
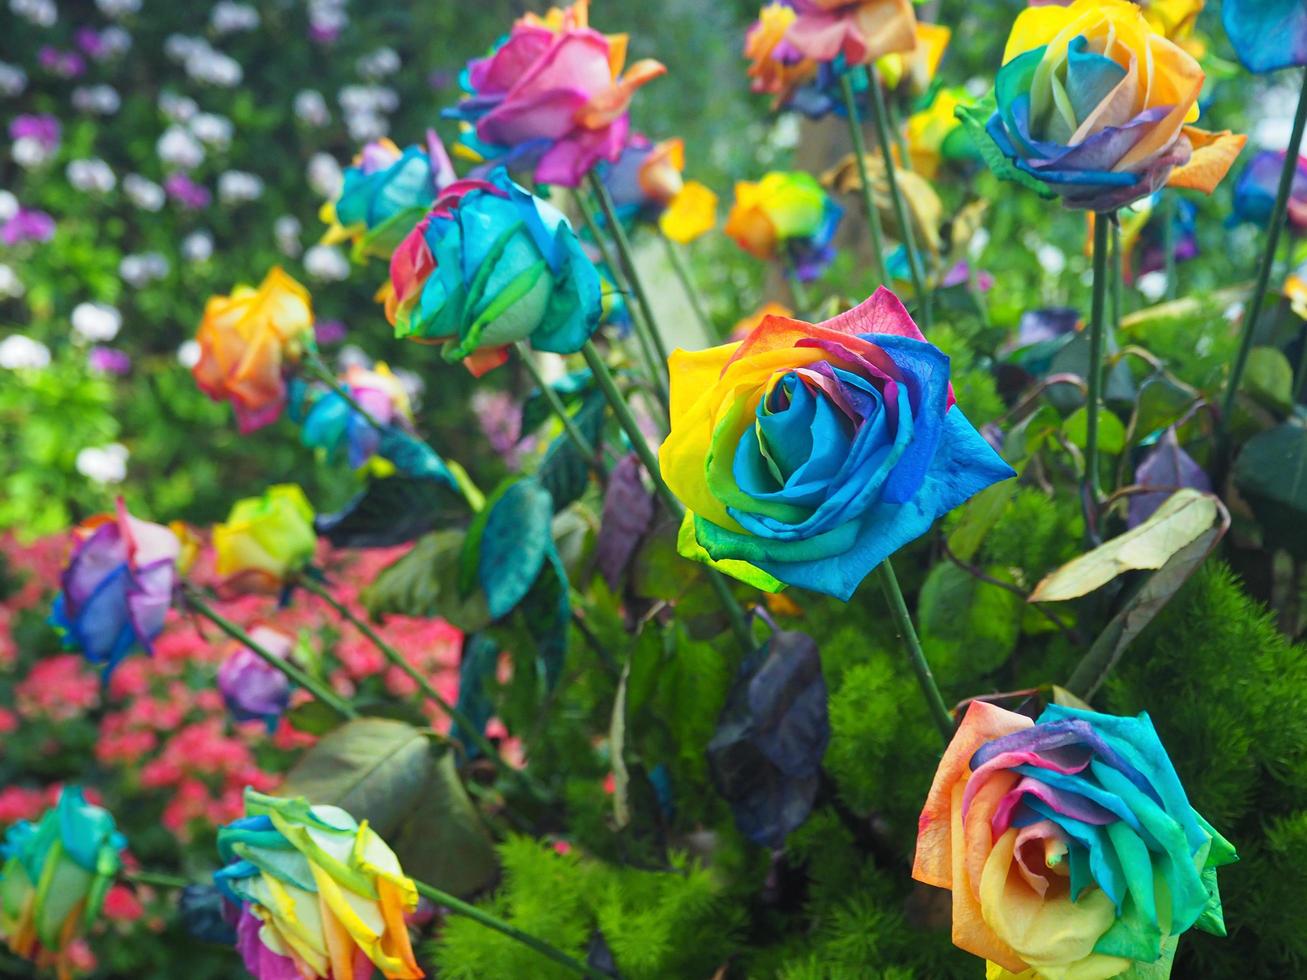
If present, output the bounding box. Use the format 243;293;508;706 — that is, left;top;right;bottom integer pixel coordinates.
478;477;556;619
947;481;1015;563
280;718;434;838
536;391;606;512
955;98;1057;200
386;750;499;897
362;530;492;632
1242;347;1295;415
1132;375;1198;444
1064;405;1126;455
520;368;594;436
286;699;344;736
1234;419;1307;559
315;476;466;549
918;562;1023;677
1030;489;1220;603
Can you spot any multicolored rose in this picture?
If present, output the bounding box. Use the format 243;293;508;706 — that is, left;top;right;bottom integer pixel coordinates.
446;0;666;188
979;0;1245;212
214;790;422;980
914;701;1236;979
0;787;125;978
217;626;294;731
724;170;844;281
782;0;918;66
1231;150;1307;232
212;484;317;594
193;267;315;433
387;168;602;376
320;131;455;259
660;288;1015;600
600;134;718;243
51;500;181;673
299;362;413;469
1221;0;1307;73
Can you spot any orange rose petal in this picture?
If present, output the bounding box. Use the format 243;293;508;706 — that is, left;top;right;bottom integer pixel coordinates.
949;782;1031;973
1166;127;1248;193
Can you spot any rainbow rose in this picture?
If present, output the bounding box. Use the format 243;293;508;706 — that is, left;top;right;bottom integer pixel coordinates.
215;790;421;980
660;288;1014;600
914;701;1236;979
300;361;413;469
725;171;844;281
1231;150;1307;232
745;4;819;109
387;168;602;376
51;500;181;673
977;0;1245;212
0;787;125;978
783;0;918;66
217;625;294;731
446;0;665;188
600;134;718;243
320;131;456;259
193;267;315;433
1222;0;1307;73
213;485;317;594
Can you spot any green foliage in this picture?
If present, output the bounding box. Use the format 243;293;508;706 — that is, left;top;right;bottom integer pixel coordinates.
979;486;1085;584
430;837;742;980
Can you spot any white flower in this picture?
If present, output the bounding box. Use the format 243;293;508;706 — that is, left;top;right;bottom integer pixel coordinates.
189;112;233;148
120;252;169;287
71;302;123;342
211;0;259;33
968;227;991;260
0;61;27;97
338;84;398;115
187;48;243;87
72;84;122;115
67;158;117;193
1137;271;1168;303
308;0;348;33
176;339;201;367
76;443;129;484
218;170;264;204
0;264;24;299
0;334;51;370
394;367;424;407
307;152;343;199
357;47;400;80
337;344;370;370
10;0;56;27
304;244;350;282
164;34;205;63
1036;243;1067;277
158;91;198;123
95;0;141;18
346;111;387;143
157;125;205;169
293;89;330;127
122;174;164;211
274;215;302;257
181;230;213;263
0;190;17;222
100;26;132;57
12;137;53;169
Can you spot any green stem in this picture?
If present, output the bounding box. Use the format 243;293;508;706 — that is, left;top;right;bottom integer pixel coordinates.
514;342;601;467
838;73;890;286
1162;191;1177;301
184;588;357;719
1085;214;1111;512
1111;218;1124;331
413;880;606;978
297;577;542;798
876;559;952;742
573;189;667;404
866;66;930;327
580;341;754;652
660;232;713;336
124;870;192;889
1221;66;1307;436
587;173;673;403
784;256;812;318
886;91;913;172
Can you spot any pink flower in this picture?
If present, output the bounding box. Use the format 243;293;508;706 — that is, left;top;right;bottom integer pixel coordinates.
102;885;144;923
447;2;666;187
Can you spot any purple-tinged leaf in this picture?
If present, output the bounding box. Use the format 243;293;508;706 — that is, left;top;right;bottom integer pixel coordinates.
1018;307;1081;346
1129;427;1212;529
596;453;655;590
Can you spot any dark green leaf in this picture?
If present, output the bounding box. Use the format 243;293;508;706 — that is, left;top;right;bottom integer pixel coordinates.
362;530;493;632
537;391;606;511
478;477;556;619
520;368;594;436
315;476;466;548
286;699;344;736
1234;419;1307;559
450;633;500;758
1241;347;1294;416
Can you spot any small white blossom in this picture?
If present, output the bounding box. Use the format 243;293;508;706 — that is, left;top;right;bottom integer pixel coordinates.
164;33;205;63
10;0;56;27
0;61;27;97
120;252;169;287
76;443;129;484
157;125;205;169
99;26;132;57
177;339;201;367
158;91;198;123
0;334;51;370
67;158;117;193
181;230;213;263
72;302;123;342
274;215;302;257
96;0;141;18
0;264;24;299
211;1;259;33
338;84;398;115
357;47;400;80
0;190;17;222
189;112;233;148
187;47;242;87
293;89;330;127
218;170;264;204
304;244;350;282
72;84;121;115
12;137;54;169
968;227;991;260
122;174;164;211
1036;243;1066;277
337;344;370;370
346;111;387;143
307;152;343;199
1137;271;1168;303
